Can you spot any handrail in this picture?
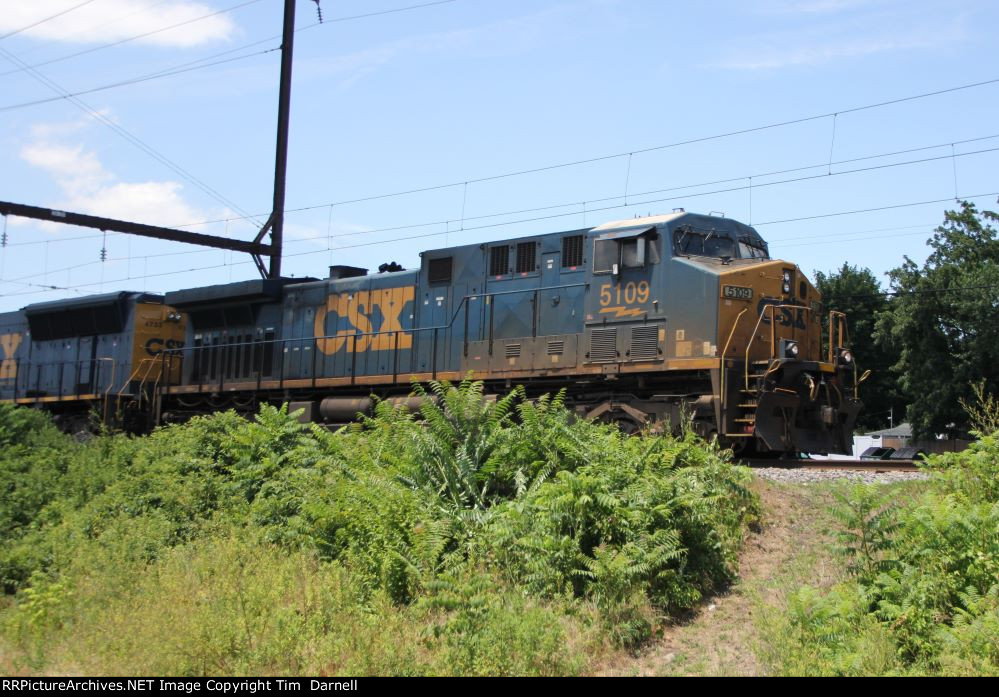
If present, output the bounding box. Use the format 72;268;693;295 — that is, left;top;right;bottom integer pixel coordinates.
743;303;812;391
856;368;871;400
99;357;115;425
718;307;748;428
115;357;158;420
827;310;848;363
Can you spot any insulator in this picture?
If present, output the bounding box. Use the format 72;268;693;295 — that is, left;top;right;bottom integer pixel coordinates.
312;0;323;23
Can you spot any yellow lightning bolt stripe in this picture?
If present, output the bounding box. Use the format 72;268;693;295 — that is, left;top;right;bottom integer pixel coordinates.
599;306;644;318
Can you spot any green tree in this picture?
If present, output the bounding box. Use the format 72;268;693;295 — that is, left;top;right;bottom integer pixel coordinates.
814;263;902;431
876;202;999;438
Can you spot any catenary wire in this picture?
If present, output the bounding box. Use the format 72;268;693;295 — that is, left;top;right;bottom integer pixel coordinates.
0;44;265;227
0;0;264;78
0;0;461;90
3;134;996;286
0;1;99;42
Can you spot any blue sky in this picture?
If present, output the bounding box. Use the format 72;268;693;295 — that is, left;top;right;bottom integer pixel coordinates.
1;0;997;311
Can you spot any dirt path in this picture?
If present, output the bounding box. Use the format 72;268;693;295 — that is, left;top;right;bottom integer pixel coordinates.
600;479;841;676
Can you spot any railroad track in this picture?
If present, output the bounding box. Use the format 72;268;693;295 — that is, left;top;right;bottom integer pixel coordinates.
741;458;921;473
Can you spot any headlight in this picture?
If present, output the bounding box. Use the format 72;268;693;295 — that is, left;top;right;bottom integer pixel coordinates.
783;270;792;282
839;349;853;364
782;282;791;294
780;339;799;359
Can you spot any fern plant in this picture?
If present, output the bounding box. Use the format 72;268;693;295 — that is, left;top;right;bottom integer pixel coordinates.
400;379;521;514
830;484;899;579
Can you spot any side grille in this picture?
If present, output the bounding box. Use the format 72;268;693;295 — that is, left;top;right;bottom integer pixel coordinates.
546;339;564;355
561;235;584;267
489;246;508;276
428;257;452;284
589;328;617;362
630;325;660;361
505;343;522;359
516;241;537;273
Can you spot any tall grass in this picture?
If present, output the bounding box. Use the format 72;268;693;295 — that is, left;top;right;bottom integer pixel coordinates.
761;390;999;676
0;383;758;675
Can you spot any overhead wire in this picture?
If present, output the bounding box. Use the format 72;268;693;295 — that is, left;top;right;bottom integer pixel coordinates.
1;44;997;297
2;136;998;291
4;132;997;287
0;0;462;104
0;44;265;227
0;0;265;77
0;0;99;42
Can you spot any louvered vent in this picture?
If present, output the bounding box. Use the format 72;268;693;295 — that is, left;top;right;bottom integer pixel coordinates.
561;235;584;267
489;246;508;276
428;257;452;284
505;343;522;359
630;325;660;360
547;339;564;355
516;241;537;273
589;328;617;362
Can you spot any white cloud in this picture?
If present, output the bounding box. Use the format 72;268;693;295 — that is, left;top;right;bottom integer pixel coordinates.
1;1;236;48
21;142;112;196
16;119;210;228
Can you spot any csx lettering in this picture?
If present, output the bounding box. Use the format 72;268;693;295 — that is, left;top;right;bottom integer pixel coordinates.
0;333;22;380
145;338;185;356
757;299;807;330
315;288;415;355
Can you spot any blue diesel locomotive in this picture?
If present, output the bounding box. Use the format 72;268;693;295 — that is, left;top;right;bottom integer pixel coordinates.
0;211;864;454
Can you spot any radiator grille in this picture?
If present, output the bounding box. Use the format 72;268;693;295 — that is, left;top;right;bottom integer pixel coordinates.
504;343;522;359
630;325;660;361
589;328;617;362
546;339;564;355
561;235;584;267
516;241;537;273
489;245;508;276
428;257;452;284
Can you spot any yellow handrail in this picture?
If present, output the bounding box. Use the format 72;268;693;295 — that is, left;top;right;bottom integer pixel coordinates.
719;307;749;427
744;303;812;391
115;358;158;416
98;358;115;426
827;310;848;363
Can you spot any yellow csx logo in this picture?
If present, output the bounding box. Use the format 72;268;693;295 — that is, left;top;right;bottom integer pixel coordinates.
314;288;415;355
0;333;22;380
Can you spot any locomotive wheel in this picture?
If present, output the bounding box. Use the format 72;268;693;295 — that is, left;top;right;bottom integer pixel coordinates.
729;437;757;458
613;417;642;435
594;410;643;435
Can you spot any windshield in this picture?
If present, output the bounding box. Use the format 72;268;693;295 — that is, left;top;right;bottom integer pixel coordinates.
738;236;769;259
673;227;769;260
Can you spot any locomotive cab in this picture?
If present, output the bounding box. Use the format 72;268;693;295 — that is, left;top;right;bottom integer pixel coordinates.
582;212;861;454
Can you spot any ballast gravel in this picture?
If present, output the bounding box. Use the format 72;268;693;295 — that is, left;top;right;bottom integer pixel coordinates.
750;467;929;485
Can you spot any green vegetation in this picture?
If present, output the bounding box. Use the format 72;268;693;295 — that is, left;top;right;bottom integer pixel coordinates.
814;263;903;431
816;202;998;437
877;202;999;439
0;381;758;676
761;427;999;675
